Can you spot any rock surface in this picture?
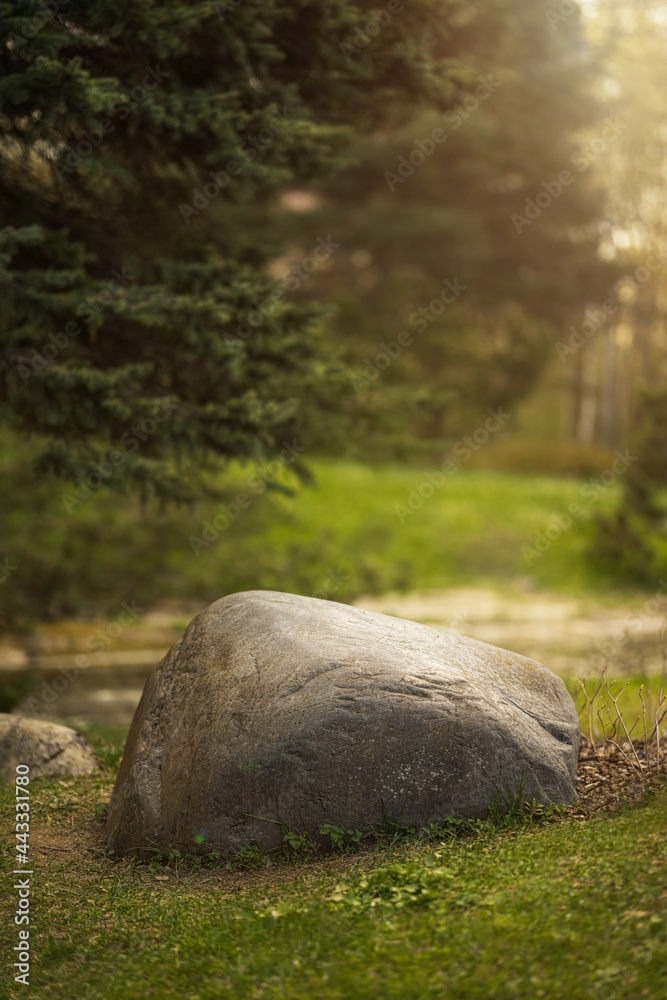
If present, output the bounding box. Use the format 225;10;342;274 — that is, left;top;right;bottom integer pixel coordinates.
0;715;97;779
107;591;580;856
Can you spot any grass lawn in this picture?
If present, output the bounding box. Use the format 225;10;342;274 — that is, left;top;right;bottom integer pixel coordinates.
1;725;666;1000
2;454;637;624
225;459;619;597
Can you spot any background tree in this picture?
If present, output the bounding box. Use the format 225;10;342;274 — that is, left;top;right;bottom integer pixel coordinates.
553;1;667;450
253;0;612;454
590;385;667;583
0;0;625;624
579;2;667;582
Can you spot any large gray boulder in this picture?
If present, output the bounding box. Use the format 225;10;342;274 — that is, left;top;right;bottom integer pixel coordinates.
0;715;97;779
107;591;579;856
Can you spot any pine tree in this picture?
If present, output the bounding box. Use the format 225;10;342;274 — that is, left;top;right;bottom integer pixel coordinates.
0;0;461;501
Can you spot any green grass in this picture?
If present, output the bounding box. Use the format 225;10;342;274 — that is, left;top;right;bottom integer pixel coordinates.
225;459;618;596
1;722;666;1000
2;450;636;624
565;674;667;741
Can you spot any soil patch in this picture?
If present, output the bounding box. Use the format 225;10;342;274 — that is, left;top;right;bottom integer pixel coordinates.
575;737;666;815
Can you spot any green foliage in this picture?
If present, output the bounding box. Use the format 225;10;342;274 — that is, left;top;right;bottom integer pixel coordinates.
280;829;316;862
320;822;365;853
0;0;460;502
134;845;222;873
328;799;566;912
76;723;130;770
487;770;527;828
418;817;470;841
590;386;667;583
0;666;37;712
523;799;566;827
376;801;417;846
329;855;465;911
222;816;319;869
225;840;271;872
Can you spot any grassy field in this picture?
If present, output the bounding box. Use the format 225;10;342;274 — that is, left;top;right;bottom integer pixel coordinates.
3;451;637;624
1;725;666;1000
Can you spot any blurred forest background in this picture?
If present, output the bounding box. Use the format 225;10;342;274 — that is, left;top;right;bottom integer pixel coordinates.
1;0;667;633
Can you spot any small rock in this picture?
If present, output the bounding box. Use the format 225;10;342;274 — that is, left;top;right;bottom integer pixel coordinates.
0;715;98;779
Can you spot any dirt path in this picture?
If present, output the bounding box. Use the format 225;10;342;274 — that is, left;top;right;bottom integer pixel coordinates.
1;588;666;725
355;587;667;679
